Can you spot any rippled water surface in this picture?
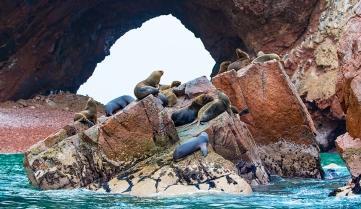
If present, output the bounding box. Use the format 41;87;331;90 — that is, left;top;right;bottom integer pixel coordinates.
1;153;360;209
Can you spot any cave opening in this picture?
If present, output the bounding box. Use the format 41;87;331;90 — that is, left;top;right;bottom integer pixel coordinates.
77;15;215;104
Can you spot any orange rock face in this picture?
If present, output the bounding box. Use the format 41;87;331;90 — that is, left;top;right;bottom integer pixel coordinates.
336;132;361;177
99;95;179;162
345;75;361;139
213;62;322;178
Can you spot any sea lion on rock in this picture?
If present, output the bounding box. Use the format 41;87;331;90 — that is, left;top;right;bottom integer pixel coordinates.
230;105;240;114
198;91;232;124
157;92;168;107
238;107;250;116
134;70;164;100
160;89;178;107
227;48;251;72
217;61;231;75
105;95;135;116
171;94;214;127
173;132;209;161
74;98;97;127
159;81;182;91
252;52;280;63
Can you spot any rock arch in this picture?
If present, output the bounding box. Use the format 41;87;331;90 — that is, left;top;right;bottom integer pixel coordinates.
0;0;318;101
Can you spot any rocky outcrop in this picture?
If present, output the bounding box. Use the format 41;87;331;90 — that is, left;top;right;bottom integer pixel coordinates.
24;79;268;196
213;62;322;178
24;95;178;190
282;1;361;151
96;151;252;197
336;133;361;178
0;0;318;101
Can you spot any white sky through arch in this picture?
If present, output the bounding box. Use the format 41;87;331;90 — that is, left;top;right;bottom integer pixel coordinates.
77;15;215;104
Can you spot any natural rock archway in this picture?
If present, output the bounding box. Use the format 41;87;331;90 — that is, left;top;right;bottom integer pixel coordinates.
0;0;318;101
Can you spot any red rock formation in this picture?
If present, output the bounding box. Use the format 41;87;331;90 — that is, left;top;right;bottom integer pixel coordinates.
24;88;266;195
99;95;179;162
213;62;322;178
336;133;361;177
0;0;318;101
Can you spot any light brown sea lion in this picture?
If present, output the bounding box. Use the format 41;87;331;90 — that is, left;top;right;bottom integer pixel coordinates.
159;81;182;91
134;70;164;100
171;94;214;127
74;98;97;127
217;61;232;75
160;88;178;107
227;48;251;71
252;52;280;63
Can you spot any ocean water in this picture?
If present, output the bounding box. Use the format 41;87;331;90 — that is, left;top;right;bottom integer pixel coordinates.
0;153;360;209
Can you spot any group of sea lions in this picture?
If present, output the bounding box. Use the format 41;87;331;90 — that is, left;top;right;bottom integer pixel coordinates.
72;68;247;162
217;48;280;75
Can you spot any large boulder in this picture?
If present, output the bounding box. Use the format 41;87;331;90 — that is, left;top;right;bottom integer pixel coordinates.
213;63;322;178
24;95;179;190
176;112;269;185
168;76;269;185
96;150;252;197
336;132;361;178
98;95;179;163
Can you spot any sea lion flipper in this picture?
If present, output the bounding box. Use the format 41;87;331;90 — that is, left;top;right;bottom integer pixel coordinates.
199;143;208;157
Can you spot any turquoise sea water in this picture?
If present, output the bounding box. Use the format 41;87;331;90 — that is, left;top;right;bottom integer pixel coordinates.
0;153;360;209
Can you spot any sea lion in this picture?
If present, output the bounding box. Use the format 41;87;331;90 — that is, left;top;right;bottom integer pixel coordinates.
104;95;135;116
157;92;168;107
252;52;280;63
230;105;240;114
160;89;178;107
238;107;250;116
227;48;251;71
173;132;209;161
198;91;232;124
171;94;214;127
134;70;164;100
74;97;97;127
159;81;182;91
217;61;231;74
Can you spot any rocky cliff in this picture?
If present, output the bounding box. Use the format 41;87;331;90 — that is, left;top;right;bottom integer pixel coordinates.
0;0;318;101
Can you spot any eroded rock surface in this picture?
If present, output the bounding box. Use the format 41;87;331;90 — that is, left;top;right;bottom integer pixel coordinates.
213;62;322;178
336;132;361;178
24;95;178;190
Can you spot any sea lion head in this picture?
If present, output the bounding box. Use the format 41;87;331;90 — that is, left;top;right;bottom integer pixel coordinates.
193;94;214;106
236;48;250;61
85;97;97;110
217;91;230;107
221;61;231;68
171;81;182;88
257;51;265;57
198;132;209;142
146;70;164;87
